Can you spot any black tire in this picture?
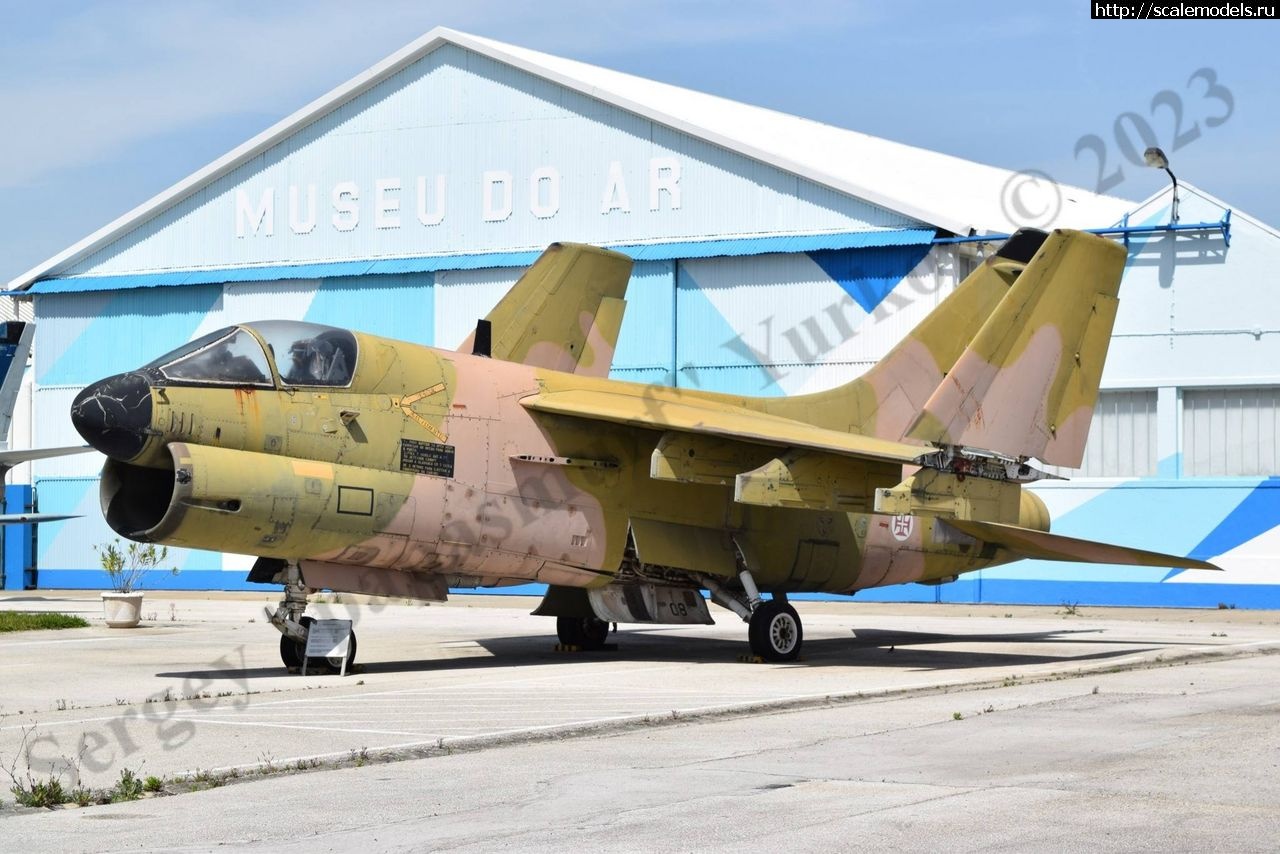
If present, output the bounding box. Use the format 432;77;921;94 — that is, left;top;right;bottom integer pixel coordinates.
279;616;357;672
748;600;803;662
557;615;611;650
279;615;314;669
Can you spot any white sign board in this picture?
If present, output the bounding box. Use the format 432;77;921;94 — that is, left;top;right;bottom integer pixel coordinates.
302;619;353;676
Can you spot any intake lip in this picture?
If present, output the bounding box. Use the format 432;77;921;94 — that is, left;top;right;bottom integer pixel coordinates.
70;372;153;461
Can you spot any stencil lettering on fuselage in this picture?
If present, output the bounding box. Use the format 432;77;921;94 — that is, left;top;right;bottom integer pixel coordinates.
400;439;456;478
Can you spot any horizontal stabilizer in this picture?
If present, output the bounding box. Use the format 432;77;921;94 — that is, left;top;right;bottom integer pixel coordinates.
942;518;1220;570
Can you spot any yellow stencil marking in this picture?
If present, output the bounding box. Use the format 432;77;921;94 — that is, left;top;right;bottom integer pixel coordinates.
400;383;446;406
397;382;449;442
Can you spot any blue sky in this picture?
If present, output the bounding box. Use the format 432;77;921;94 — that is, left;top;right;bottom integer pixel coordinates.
1;1;1276;285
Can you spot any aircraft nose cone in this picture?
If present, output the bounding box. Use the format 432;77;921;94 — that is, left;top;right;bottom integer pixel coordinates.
70;372;153;461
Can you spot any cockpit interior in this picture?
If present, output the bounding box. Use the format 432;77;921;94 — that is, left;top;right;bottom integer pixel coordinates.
143;321;358;388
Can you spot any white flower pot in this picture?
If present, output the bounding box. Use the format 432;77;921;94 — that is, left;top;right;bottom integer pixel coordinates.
102;592;144;628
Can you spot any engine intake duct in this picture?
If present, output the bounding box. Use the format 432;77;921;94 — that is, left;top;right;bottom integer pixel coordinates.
100;442;416;561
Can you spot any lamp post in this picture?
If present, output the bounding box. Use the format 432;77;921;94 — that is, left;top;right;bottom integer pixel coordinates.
1143;146;1179;224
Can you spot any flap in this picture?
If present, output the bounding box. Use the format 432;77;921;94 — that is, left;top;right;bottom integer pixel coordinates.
630;517;737;577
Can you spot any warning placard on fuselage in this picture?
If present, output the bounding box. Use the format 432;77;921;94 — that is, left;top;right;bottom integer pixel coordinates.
400;439;456;478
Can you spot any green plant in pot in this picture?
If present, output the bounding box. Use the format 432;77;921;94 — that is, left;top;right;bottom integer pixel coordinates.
96;539;178;628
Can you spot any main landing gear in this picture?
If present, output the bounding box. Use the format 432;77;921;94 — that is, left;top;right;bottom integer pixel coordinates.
747;598;802;662
703;569;803;662
556;615;612;650
267;562;357;673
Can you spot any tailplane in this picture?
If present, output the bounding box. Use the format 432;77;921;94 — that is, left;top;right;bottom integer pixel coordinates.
944;518;1220;570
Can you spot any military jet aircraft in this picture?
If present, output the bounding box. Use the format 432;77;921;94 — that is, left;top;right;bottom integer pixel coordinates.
70;230;1217;666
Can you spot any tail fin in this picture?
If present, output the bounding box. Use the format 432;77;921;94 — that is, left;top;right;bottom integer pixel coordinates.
759;229;1047;440
459;242;632;376
905;230;1126;467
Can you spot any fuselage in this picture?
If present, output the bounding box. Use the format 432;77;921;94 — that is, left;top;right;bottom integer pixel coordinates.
72;321;1040;595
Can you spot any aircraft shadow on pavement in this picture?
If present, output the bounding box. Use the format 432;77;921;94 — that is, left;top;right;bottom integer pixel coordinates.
157;625;1178;682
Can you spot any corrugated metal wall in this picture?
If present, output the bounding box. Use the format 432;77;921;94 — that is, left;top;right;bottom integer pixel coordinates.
673;244;939;395
610;261;676;387
1184;387;1280;477
434;267;520;349
61;44;921;280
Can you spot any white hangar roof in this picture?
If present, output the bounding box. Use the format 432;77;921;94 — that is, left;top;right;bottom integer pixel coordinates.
10;26;1133;291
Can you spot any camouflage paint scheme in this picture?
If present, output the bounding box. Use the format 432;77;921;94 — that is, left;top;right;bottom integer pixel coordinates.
71;234;1216;631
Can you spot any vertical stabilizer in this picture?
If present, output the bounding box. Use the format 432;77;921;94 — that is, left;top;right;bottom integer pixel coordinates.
458;243;632;375
758;230;1047;440
905;230;1126;467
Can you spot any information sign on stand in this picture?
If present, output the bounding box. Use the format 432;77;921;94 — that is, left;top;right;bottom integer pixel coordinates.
301;619;353;676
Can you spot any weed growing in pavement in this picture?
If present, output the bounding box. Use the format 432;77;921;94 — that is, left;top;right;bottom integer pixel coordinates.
112;768;144;802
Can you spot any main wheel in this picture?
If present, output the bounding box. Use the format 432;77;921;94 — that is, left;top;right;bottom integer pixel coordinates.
748;600;803;662
557;615;611;650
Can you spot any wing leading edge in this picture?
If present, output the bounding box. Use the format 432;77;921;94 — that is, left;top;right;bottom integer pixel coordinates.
521;387;928;467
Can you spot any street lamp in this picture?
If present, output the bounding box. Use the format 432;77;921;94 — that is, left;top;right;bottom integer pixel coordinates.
1143;147;1179;224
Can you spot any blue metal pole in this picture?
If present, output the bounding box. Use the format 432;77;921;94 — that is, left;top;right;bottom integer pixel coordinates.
932;219;1232;246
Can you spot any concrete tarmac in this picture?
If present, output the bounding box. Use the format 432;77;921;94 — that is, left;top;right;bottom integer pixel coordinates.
1;592;1278;851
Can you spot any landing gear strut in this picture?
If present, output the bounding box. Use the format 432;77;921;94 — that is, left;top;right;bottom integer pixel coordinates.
267;562;357;673
704;569;803;662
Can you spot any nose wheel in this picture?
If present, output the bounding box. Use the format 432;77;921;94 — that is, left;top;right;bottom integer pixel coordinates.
267;562;357;673
278;615;358;673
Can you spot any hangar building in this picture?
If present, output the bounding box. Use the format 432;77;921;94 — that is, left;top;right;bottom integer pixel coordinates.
7;28;1278;607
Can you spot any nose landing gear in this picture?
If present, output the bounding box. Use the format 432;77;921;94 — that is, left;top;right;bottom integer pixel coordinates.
267;561;358;673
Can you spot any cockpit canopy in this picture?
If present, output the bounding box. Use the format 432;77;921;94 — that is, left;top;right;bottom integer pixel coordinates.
144;321;358;388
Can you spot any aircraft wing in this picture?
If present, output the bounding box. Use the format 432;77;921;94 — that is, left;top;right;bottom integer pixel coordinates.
0;446;93;522
459;243;633;376
943;518;1220;570
0;445;94;468
521;388;927;466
